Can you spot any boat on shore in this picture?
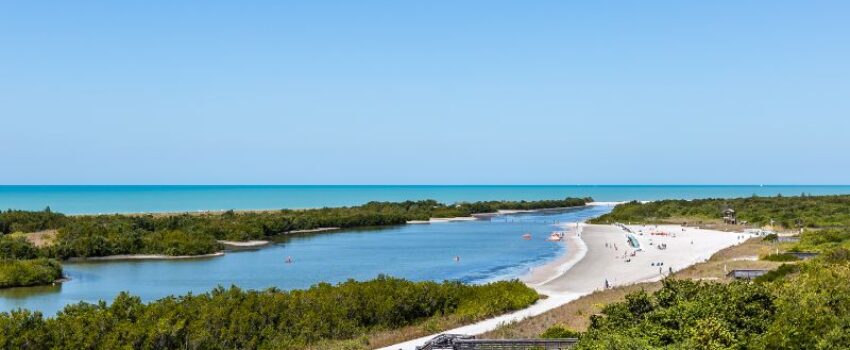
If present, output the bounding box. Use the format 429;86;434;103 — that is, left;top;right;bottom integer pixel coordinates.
548;231;565;241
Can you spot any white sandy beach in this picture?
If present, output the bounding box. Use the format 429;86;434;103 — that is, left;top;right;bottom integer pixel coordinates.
407;217;480;224
69;252;225;262
218;240;270;248
380;222;750;350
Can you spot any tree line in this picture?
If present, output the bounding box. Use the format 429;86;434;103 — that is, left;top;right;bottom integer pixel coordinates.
1;197;590;259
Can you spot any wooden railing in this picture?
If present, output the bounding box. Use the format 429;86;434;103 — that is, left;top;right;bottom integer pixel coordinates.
415;335;578;350
453;338;578;350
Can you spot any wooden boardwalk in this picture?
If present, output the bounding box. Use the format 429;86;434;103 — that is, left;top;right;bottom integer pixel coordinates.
415;334;577;350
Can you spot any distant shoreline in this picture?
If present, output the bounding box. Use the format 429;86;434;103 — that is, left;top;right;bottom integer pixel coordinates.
62;206;596;262
4;185;848;216
67;252;225;262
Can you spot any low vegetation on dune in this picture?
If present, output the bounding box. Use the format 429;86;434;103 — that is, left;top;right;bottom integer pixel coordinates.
591;194;850;228
0;276;538;350
571;254;850;349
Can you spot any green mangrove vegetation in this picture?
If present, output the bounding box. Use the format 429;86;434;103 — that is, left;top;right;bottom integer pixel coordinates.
1;198;589;260
0;258;63;288
0;208;66;235
0;276;538;350
0;235;63;288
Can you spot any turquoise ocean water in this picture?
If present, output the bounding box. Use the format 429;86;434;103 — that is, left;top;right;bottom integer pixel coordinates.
1;185;849;214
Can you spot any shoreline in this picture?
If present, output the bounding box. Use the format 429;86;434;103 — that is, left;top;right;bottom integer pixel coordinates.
381;223;751;350
61;207;595;261
521;223;587;287
67;251;225;262
408;203;602;224
218;240;270;248
64;202;596;217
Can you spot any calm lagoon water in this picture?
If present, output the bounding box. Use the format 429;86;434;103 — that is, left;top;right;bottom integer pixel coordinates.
2;185;849;214
0;205;611;315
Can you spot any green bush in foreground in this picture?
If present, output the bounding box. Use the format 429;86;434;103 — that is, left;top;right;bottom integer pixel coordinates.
540;325;581;339
753;264;800;283
577;279;776;350
0;276;538;349
0;258;63;288
575;257;850;349
761;253;800;262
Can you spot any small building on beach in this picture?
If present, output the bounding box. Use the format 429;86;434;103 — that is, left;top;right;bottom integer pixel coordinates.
726;269;768;280
722;208;737;224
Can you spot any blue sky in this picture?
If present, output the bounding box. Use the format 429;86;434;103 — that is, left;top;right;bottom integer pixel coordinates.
2;1;848;185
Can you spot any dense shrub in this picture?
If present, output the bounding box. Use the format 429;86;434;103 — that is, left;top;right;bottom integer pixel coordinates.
792;229;850;252
0;235;41;259
0;276;538;349
0;258;62;288
753;264;800;283
577;279;776;349
0;208;66;234
591;195;850;228
761;253;800;262
540;325;581;339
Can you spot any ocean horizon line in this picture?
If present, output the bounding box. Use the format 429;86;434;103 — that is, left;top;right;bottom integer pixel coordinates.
3;184;849;188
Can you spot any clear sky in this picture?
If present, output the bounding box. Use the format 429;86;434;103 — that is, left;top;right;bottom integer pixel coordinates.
2;1;848;185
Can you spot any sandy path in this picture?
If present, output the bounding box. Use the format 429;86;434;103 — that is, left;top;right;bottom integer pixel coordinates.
379;223;749;350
